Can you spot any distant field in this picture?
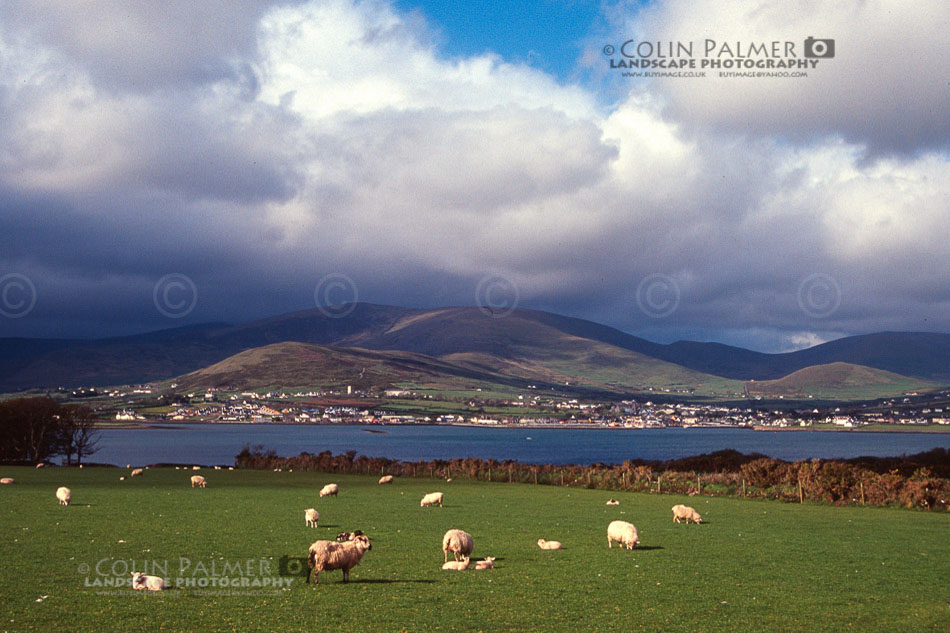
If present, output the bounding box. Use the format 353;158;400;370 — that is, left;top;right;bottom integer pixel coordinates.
1;468;947;632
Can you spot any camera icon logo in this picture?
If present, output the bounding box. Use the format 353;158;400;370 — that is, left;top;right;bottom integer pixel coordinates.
804;37;835;58
278;555;307;577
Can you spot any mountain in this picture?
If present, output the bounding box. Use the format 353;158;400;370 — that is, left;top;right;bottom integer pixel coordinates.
0;303;947;397
744;362;935;400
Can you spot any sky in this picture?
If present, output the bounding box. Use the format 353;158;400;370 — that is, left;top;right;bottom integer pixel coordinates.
0;0;947;352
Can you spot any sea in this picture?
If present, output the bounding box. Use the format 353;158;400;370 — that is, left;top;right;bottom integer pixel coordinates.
86;424;950;466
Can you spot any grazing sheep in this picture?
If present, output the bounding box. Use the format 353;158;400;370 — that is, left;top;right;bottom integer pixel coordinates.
306;535;372;584
672;504;703;525
130;468;144;477
420;492;444;507
378;475;394;485
606;498;620;506
214;466;222;470
442;556;471;571
119;476;126;481
607;520;639;550
305;508;319;528
442;529;474;563
228;466;234;471
472;556;496;570
36;463;46;468
336;530;365;542
190;475;206;488
0;478;14;485
319;483;339;498
537;539;563;550
192;466;201;471
131;572;166;591
56;486;71;506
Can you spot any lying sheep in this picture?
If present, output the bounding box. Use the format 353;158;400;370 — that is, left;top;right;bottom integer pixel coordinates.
305;508;319;528
672;504;703;524
442;529;474;563
119;476;126;481
320;483;338;498
606;498;620;506
421;492;443;507
228;467;234;471
537;539;563;550
190;475;206;488
607;520;639;549
442;556;471;571
130;468;144;477
214;466;222;470
36;463;46;468
306;534;372;584
131;571;166;591
0;478;14;485
336;530;365;542
192;466;201;471
56;486;71;506
378;475;394;485
472;556;496;570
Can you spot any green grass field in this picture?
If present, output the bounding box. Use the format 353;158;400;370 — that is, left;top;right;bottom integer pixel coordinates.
1;467;947;632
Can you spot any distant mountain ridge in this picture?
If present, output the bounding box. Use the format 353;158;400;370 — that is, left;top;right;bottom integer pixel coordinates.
0;303;947;394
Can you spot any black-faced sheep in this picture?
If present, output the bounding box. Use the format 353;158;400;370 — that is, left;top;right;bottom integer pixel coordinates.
306;535;372;583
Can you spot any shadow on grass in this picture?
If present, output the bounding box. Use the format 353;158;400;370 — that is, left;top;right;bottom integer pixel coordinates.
345;579;437;585
633;545;664;551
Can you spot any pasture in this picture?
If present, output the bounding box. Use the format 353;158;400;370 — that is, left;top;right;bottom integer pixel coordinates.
0;466;947;632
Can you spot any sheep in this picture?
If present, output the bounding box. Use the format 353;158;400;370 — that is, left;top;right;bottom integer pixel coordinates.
319;483;339;498
442;529;474;563
606;498;620;506
36;463;46;468
336;530;365;542
378;475;394;485
672;504;703;525
305;508;319;528
190;475;206;488
306;534;372;584
537;539;563;550
214;466;222;470
228;466;234;471
420;492;443;507
56;486;71;506
192;466;201;471
472;556;496;570
131;571;166;591
0;478;14;485
441;556;471;571
119;476;126;481
607;520;639;550
130;468;144;477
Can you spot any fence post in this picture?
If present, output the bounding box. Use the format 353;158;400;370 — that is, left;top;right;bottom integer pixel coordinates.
742;479;746;497
657;478;661;494
488;468;492;482
860;481;865;505
534;468;538;485
798;479;804;504
508;467;512;483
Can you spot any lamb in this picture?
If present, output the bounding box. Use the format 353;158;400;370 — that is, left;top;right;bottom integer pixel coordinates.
606;498;620;506
607;520;639;549
472;556;496;570
378;475;394;485
537;539;563;550
190;475;206;488
672;504;703;524
131;572;166;591
442;529;474;563
336;530;364;542
130;468;144;477
306;534;372;584
420;492;443;507
56;486;71;506
441;556;471;571
319;483;338;498
0;478;14;484
305;508;319;528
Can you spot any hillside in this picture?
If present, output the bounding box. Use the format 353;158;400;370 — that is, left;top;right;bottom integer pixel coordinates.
744;362;935;400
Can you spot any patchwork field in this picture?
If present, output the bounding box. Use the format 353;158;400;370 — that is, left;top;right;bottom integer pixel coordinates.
0;467;947;632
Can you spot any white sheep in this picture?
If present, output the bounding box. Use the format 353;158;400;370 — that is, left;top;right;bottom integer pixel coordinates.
420;492;443;507
0;478;14;484
320;483;339;498
192;466;201;471
190;475;206;488
306;535;372;583
672;504;703;525
378;475;394;485
131;571;166;591
442;529;474;563
119;476;126;481
537;539;563;550
305;508;319;528
56;486;71;506
441;556;471;571
472;556;496;570
214;466;222;470
606;498;620;506
607;520;639;550
36;463;46;468
228;466;234;471
130;468;144;477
